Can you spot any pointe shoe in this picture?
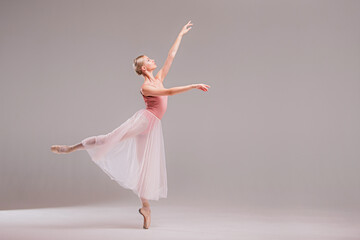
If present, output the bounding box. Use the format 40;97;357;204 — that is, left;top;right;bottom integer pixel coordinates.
139;208;151;229
51;145;70;154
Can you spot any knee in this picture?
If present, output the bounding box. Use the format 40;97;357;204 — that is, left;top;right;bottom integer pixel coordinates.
82;135;108;146
95;135;108;145
82;137;96;146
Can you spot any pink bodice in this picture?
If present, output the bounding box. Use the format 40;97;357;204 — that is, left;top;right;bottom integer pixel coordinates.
140;90;168;120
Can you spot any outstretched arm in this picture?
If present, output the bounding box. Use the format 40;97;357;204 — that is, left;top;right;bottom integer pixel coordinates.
141;83;210;97
156;21;193;82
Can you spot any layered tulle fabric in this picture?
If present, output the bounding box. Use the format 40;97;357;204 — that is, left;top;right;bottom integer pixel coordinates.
81;109;167;201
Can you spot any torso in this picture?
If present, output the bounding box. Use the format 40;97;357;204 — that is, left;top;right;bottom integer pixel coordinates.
140;78;168;120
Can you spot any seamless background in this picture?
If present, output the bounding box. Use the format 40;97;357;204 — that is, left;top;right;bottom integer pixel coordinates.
0;0;359;211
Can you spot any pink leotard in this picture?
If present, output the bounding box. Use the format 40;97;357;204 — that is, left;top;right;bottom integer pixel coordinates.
140;90;168;120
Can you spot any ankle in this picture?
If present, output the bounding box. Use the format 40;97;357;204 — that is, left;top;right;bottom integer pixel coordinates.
142;202;150;208
141;206;151;211
69;145;80;152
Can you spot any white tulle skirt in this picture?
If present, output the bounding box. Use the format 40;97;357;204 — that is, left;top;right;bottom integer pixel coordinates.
81;109;167;201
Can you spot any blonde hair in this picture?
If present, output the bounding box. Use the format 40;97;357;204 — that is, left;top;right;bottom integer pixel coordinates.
133;55;145;76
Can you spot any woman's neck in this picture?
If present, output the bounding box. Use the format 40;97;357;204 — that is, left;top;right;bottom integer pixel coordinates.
144;72;157;83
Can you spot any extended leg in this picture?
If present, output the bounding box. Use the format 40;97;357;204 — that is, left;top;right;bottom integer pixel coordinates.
50;129;136;154
50;142;85;154
51;112;149;154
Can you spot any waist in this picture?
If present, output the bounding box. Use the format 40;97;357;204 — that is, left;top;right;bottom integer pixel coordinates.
145;107;166;120
146;108;165;120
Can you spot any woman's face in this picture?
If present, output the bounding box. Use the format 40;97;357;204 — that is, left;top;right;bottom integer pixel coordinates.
142;55;157;71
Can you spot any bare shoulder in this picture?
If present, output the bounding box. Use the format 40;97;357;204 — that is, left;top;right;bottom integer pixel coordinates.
141;83;156;90
141;80;168;97
142;79;163;89
141;83;156;97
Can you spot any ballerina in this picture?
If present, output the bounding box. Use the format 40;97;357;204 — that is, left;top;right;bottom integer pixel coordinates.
50;20;210;229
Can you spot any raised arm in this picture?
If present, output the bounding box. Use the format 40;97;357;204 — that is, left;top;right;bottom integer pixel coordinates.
156;21;193;82
141;83;210;97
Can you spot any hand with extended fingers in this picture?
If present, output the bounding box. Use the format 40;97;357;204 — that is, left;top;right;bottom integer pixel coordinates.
180;20;193;36
192;84;211;92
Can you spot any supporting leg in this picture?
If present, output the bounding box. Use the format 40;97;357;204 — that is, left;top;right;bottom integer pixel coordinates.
139;197;151;229
140;197;150;209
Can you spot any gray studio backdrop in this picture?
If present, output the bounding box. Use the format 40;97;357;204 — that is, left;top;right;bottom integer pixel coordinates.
1;0;359;211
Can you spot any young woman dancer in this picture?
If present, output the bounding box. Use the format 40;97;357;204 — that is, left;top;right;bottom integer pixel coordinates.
50;20;210;229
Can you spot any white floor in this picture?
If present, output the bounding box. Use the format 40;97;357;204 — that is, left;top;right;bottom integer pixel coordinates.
1;201;359;240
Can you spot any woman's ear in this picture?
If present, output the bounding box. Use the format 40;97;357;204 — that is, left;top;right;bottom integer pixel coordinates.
141;66;148;76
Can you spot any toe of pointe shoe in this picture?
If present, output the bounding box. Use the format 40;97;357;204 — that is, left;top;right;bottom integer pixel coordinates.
139;208;149;229
52;145;67;154
51;146;59;153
